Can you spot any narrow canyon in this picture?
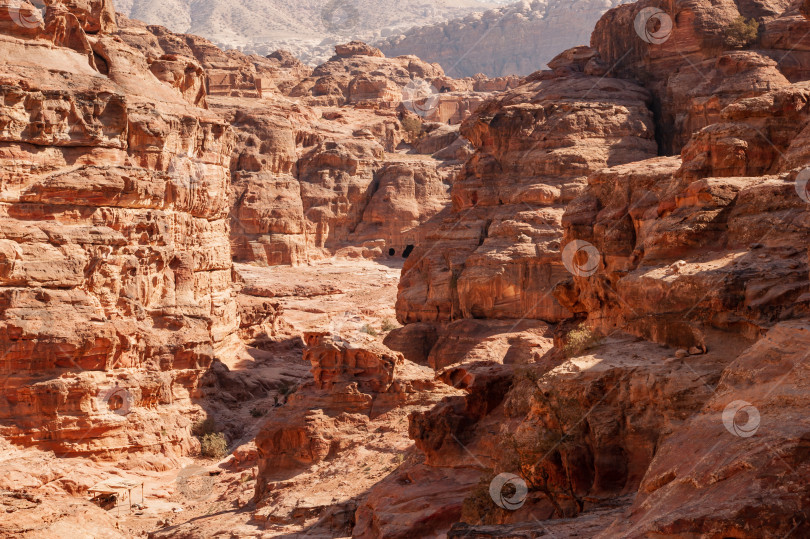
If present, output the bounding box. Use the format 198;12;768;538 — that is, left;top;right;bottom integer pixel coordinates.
0;0;809;537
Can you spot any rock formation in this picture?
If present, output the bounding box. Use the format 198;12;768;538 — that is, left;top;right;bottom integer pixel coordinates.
378;0;810;537
0;0;503;461
2;0;810;537
397;51;658;325
0;0;239;460
253;332;461;530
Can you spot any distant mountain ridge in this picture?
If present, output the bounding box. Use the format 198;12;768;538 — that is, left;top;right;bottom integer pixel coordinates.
113;0;512;65
377;0;635;77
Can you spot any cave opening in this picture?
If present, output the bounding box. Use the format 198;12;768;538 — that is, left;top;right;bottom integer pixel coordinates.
388;248;395;256
402;245;414;258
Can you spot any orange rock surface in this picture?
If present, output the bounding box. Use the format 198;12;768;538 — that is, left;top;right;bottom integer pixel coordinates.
1;0;810;537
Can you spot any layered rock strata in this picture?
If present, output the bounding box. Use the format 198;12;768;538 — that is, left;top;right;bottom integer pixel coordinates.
0;0;242;459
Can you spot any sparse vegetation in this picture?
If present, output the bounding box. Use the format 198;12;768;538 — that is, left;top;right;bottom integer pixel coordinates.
250;407;265;418
200;432;228;459
463;379;588;524
461;476;505;525
277;380;297;396
563;324;600;357
401;116;423;139
503;368;541;417
381;318;398;332
192;417;217;437
360;324;379;336
495;385;586;519
724;17;759;48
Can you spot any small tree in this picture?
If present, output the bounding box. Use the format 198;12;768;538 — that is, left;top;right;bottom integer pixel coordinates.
461;475;506;525
724;17;759;49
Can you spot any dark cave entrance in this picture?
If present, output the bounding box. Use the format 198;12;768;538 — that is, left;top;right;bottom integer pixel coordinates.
388;248;396;256
402;245;414;258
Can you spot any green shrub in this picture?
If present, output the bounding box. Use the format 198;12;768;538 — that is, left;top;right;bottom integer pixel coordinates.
724;17;759;48
200;432;228;459
563;324;600;357
381;318;398;333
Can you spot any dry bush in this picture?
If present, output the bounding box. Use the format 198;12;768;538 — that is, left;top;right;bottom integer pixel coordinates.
461;475;504;525
360;324;379;336
381;318;398;332
200;432;228;459
724;17;759;48
563;325;600;357
401;116;423;139
192;417;217;437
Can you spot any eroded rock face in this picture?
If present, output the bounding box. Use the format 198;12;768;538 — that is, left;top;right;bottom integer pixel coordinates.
0;0;238;458
601;320;810;537
219;42;499;267
304;332;399;393
396;58;658;325
591;0;799;153
381;1;810;537
253;332;460;524
4;0;810;537
118;29;500;267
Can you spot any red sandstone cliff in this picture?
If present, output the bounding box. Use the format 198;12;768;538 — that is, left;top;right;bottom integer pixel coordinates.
1;0;810;537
